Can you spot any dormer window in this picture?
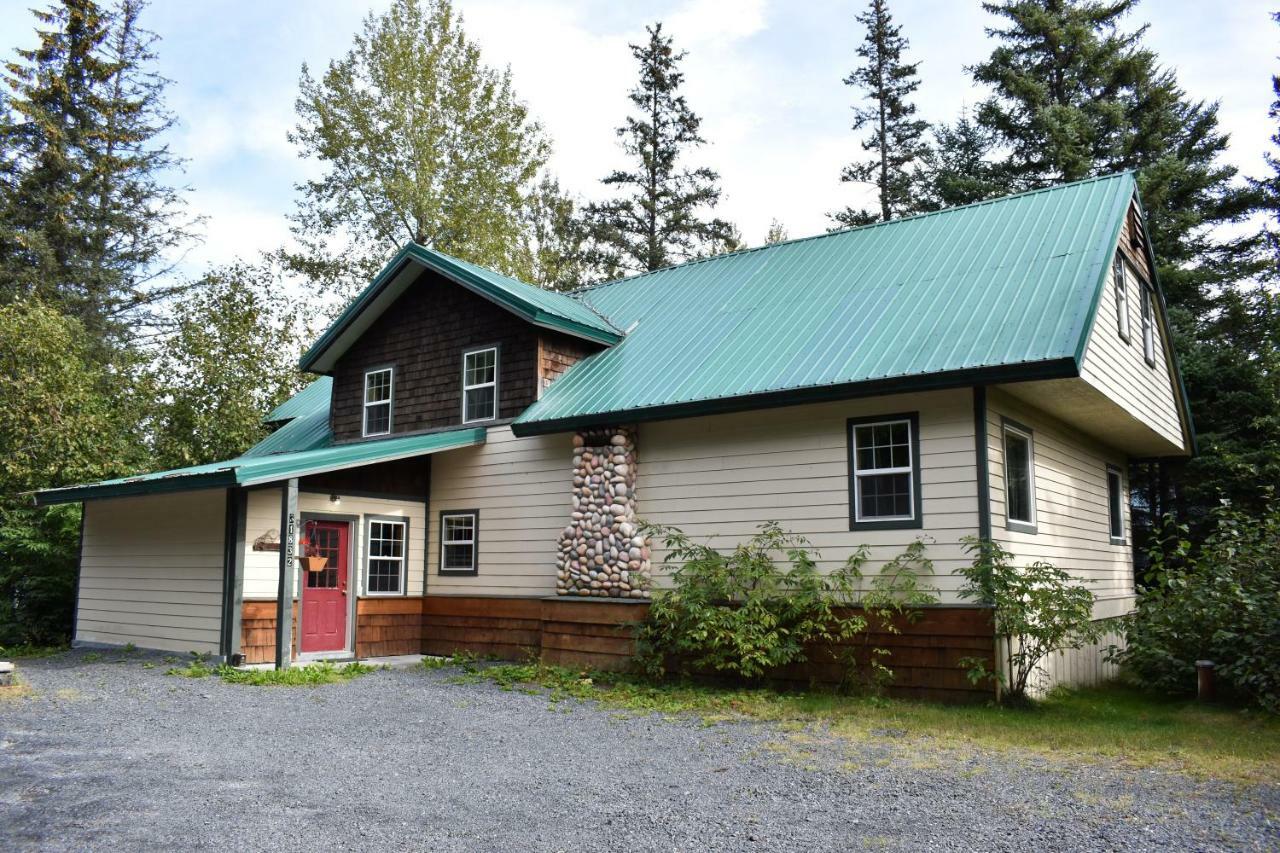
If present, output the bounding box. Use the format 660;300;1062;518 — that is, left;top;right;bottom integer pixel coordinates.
462;346;498;423
363;366;394;436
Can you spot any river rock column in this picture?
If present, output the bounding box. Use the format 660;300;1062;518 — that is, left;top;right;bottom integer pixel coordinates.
556;427;651;598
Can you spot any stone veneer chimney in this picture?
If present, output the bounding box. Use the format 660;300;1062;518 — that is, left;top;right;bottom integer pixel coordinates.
556;427;651;598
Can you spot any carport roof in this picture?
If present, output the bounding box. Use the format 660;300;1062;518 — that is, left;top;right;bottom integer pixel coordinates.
33;426;486;505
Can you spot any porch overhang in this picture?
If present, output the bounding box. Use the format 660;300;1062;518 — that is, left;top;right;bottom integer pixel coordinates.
32;427;487;506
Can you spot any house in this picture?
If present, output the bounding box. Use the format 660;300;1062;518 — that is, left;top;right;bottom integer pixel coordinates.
35;171;1192;699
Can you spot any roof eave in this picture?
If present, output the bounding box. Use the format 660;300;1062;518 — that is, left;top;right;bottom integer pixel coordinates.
33;469;240;506
511;358;1080;437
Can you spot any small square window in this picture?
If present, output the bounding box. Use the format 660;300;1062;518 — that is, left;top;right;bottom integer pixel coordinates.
848;415;920;529
462;348;497;423
363;367;393;437
1002;422;1036;531
440;511;478;573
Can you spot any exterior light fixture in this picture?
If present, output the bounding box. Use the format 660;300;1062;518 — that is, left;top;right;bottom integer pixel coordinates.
329;494;342;506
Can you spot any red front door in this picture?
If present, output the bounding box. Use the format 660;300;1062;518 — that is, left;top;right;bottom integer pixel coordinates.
300;520;349;654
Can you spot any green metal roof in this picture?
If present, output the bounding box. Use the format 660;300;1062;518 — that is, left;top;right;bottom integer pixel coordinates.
263;377;332;424
34;427;485;505
513;172;1142;435
299;243;621;373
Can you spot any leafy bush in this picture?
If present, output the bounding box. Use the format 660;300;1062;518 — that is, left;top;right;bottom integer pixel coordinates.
845;538;938;693
956;537;1101;703
636;521;936;684
1113;500;1280;713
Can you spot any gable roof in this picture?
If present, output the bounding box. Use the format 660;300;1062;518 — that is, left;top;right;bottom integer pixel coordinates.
512;171;1166;435
299;244;622;373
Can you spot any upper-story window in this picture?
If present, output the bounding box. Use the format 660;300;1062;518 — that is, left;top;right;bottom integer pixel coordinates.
1140;288;1156;367
1106;465;1125;544
1112;255;1131;343
363;367;394;436
462;346;498;423
847;413;921;530
1002;419;1037;533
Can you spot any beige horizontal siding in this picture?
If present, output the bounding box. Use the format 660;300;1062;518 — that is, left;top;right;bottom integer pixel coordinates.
638;389;980;600
1079;252;1184;448
987;388;1135;608
242;489;426;599
427;426;572;597
76;490;226;654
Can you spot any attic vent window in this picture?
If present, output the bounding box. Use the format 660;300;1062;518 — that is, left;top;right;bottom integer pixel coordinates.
462;347;498;423
363;367;393;437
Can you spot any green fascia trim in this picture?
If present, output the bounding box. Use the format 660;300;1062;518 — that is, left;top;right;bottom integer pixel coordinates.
33;427;487;505
1072;172;1138;366
511;359;1079;437
299;243;620;372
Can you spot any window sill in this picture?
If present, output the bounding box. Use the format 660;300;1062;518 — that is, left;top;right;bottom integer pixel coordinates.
363;590;407;597
849;517;922;532
1109;536;1127;546
1005;519;1038;535
437;568;478;577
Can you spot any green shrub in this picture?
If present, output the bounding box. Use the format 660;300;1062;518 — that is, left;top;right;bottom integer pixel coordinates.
1113;500;1280;713
637;521;936;684
956;537;1101;703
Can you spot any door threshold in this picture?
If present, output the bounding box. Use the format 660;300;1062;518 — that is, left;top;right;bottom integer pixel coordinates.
294;652;355;664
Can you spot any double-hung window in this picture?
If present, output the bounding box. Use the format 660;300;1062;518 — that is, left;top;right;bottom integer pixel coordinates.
1140;289;1156;367
462;347;498;423
363;367;394;436
1113;255;1130;342
439;511;478;574
1002;420;1036;532
848;414;920;529
1106;466;1125;544
365;517;406;595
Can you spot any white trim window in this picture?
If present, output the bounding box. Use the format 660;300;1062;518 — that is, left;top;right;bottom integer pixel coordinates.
1106;467;1125;543
1002;422;1036;531
440;511;477;572
462;347;498;423
1140;289;1156;367
1112;255;1130;342
363;367;394;437
366;518;406;595
850;418;915;522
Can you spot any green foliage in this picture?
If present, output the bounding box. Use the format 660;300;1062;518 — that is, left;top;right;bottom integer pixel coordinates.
0;0;197;345
910;108;1006;211
0;642;69;658
148;261;305;468
956;537;1101;703
1113;499;1280;713
215;660;380;687
584;23;736;275
847;538;938;693
637;522;871;680
833;0;929;226
283;0;551;300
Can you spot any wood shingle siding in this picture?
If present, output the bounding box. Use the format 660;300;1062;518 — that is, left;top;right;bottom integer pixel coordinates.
985;388;1135;611
1078;237;1184;449
327;269;540;441
427;426;571;596
637;389;980;599
76;491;226;654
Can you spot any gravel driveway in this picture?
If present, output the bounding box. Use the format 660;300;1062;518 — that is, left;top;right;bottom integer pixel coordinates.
1;650;1275;852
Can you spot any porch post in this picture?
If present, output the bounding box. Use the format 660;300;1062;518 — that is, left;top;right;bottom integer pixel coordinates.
275;478;299;669
219;487;247;662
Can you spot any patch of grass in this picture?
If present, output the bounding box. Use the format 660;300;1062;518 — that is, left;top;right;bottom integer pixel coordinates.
216;660;381;687
460;663;1280;785
81;652;103;663
0;673;35;702
165;657;216;678
0;643;68;659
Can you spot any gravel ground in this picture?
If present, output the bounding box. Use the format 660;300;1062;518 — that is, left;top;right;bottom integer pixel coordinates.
0;650;1276;852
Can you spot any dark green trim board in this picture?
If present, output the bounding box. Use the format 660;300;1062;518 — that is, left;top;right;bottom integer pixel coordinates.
71;502;86;646
1072;174;1136;367
846;412;924;532
512;358;1080;437
973;387;991;541
219;488;246;662
35;469;239;506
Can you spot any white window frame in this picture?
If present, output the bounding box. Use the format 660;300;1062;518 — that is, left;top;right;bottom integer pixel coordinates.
364;516;407;596
1106;466;1125;544
362;366;394;437
461;346;498;424
1002;421;1037;533
439;510;478;574
1113;255;1131;343
1140;288;1156;368
850;417;917;525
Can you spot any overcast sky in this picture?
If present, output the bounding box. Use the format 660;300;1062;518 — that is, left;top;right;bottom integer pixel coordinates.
2;0;1276;278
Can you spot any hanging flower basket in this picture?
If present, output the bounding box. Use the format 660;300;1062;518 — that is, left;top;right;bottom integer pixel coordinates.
297;555;328;573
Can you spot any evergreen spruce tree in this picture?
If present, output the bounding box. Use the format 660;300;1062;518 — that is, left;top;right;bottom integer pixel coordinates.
0;0;195;347
585;23;735;274
911;108;1005;211
833;0;929;226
